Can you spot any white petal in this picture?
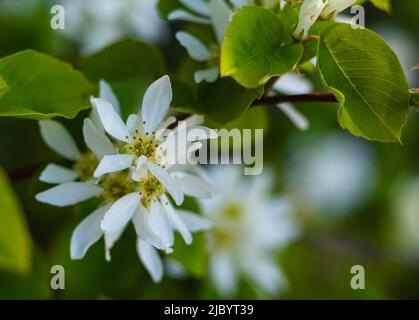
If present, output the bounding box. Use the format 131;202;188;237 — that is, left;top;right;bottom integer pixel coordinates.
137;239;163;283
293;0;326;38
181;115;204;127
175;173;220;198
276;103;310;131
194;67;219;83
70;204;111;260
126;114;139;134
93;154;133;178
148;162;184;205
210;252;237;296
132;203;163;249
132;155;148;181
168;9;211;24
322;0;356;18
39;120;81;161
148;201;174;253
104;229;124;262
99;80;121;115
91;98;130;142
161;195;192;245
36;182;102;207
39;164;79;184
209;0;232;43
178;0;210;16
83;118;115;160
175;32;211;62
177;210;213;232
100;192;140;234
141;75;172;134
248;260;286;295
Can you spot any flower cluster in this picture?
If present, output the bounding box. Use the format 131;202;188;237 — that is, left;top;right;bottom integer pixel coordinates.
36;76;219;282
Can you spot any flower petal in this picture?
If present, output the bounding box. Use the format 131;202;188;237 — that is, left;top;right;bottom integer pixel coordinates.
168;9;211;24
148;162;184;205
104;229;124;262
175;173;220;198
210;251;237;296
137;239;163;283
132;155;148;182
175;32;211;62
276;103;310;131
126;114;139;134
179;0;210;16
70;203;111;259
83;118;116;160
36;182;102;207
100;192;140;234
99;80;121;115
293;0;326;38
91;98;130;142
93;154;133;178
39;120;81;161
161;195;192;245
322;0;356;18
132;203;164;249
39;164;79;184
177;210;213;232
194;67;219;83
148;201;174;253
209;0;232;43
141;75;172;134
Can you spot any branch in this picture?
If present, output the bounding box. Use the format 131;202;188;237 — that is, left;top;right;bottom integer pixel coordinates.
252;92;338;106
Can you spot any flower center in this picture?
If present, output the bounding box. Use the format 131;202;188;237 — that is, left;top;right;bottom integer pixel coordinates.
140;176;165;208
121;130;158;161
100;171;138;203
73;151;99;181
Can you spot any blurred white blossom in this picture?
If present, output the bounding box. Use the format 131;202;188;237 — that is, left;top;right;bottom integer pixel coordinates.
61;0;169;53
286;133;376;215
200;166;298;296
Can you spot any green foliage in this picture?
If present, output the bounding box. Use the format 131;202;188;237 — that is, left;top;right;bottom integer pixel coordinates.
81;39;165;83
221;6;303;88
0;75;10;98
317;24;409;143
177;77;263;124
0;50;94;120
0;169;31;275
81;39;166;120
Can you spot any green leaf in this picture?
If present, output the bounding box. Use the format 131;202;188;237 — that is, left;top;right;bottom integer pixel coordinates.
221;6;303;88
369;0;392;13
0;168;31;274
0;76;10;98
317;24;409;143
0;50;94;119
176;77;263;124
81;39;165;83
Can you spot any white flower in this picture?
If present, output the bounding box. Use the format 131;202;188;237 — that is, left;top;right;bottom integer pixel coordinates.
293;0;357;38
170;0;232;83
199;166;298;296
36;76;218;283
293;0;327;38
61;0;169;54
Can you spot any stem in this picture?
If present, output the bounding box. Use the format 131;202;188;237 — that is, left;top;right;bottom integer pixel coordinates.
252;92;338;106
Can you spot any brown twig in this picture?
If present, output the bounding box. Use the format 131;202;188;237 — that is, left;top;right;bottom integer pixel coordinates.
252;92;338;106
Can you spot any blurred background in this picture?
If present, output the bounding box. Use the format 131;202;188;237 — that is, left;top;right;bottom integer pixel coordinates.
0;0;418;299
